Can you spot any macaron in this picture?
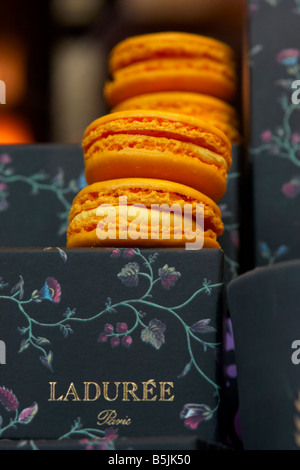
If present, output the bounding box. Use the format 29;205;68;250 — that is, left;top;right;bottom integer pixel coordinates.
82;110;232;202
112;91;240;144
104;32;237;106
67;178;224;249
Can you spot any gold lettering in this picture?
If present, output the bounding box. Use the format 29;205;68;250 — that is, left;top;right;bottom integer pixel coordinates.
142;379;157;401
63;382;81;401
48;382;63;401
97;409;132;426
97;409;117;426
159;382;174;401
84;382;101;401
48;380;175;403
103;382;120;401
122;382;141;401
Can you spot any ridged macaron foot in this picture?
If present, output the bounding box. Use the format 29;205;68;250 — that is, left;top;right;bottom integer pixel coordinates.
112;91;240;144
104;32;237;106
67;178;224;249
82;110;232;203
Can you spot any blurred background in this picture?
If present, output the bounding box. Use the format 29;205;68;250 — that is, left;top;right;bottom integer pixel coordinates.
0;0;246;144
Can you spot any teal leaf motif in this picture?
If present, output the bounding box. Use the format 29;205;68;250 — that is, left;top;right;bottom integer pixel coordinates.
178;360;192;379
19;339;30;353
191;319;216;334
40;351;53;372
60;324;73;338
36;337;51;346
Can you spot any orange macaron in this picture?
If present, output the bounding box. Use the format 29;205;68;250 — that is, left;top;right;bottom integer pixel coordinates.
104;32;237;107
82;110;232;203
112;91;240;144
67;178;224;249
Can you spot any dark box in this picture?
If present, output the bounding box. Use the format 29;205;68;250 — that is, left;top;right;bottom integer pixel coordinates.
0;144;85;248
248;0;300;267
0;248;224;445
228;260;300;450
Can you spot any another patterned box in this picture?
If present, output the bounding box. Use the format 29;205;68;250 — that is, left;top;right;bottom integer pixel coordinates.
0;145;85;248
0;248;224;447
248;0;300;267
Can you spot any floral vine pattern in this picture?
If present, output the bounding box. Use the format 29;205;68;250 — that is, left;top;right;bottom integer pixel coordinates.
258;242;289;265
0;387;38;438
250;0;300;13
249;0;280;12
0;248;222;431
0;386;118;450
219;171;240;280
251;49;300;168
0;153;86;235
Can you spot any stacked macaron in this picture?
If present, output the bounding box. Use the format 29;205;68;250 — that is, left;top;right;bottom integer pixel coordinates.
67;32;238;249
105;32;240;144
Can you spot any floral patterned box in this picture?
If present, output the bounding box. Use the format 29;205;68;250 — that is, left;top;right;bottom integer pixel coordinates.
0;144;86;248
248;0;300;267
0;247;224;447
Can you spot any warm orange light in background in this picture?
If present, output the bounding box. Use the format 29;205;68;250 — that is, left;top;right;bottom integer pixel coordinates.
0;114;34;144
0;36;27;107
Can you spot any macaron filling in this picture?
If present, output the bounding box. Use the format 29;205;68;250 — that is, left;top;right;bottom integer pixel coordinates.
83;134;228;174
82;112;232;170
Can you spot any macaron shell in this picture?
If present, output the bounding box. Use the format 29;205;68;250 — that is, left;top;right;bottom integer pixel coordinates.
82;110;231;202
109;32;236;74
104;59;236;106
67;178;223;249
69;178;222;220
67;230;221;249
84;148;227;202
83;110;232;164
112;91;240;144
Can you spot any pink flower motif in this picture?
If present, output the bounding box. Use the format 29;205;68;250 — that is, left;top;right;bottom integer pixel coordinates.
291;133;300;143
0;154;12;165
261;130;272;143
104;427;118;441
158;265;181;290
123;248;135;259
0;386;19;411
111;249;121;259
180;404;213;430
277;49;300;66
104;324;114;334
18;402;38;424
0;183;7;191
282;180;300;198
230;229;240;249
98;332;107;343
31;277;61;303
110;336;120;348
121;335;133;348
116;322;128;334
